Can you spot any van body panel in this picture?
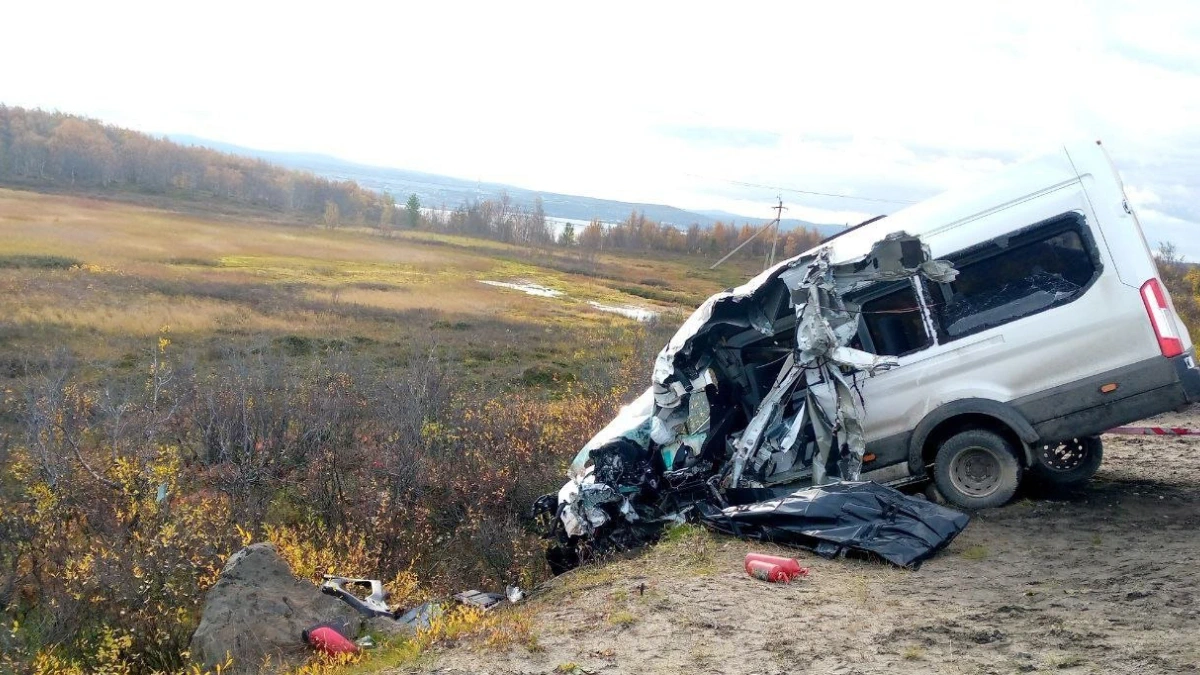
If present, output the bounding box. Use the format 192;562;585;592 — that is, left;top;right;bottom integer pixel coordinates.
856;178;1158;447
1068;143;1194;351
1020;379;1190;442
793;141;1199;478
1012;353;1196;440
1066;145;1160;283
820;150;1082;264
1179;350;1200;403
1014;355;1179;424
864;431;912;472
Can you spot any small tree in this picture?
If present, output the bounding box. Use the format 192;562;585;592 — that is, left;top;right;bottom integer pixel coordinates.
579;218;603;262
1155;241;1199;338
405;194;421;229
323;200;340;229
380;191;396;234
559;222;575;247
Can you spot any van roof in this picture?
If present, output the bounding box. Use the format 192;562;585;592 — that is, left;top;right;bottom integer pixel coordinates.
810;142;1108;262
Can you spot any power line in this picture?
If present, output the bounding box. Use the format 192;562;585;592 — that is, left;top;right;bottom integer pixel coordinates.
710;199;784;270
686;173;917;205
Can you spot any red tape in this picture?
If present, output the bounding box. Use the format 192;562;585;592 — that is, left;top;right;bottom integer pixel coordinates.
1105;426;1200;436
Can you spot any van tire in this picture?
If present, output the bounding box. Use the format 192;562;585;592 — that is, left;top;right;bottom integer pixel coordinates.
1029;436;1103;489
933;429;1021;510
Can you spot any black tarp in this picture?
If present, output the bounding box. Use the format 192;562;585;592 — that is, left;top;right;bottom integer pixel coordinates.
697;481;969;568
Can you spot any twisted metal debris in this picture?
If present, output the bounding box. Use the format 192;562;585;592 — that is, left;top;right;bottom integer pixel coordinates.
540;232;958;568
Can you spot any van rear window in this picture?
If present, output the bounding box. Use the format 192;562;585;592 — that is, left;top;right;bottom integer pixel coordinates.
930;216;1098;340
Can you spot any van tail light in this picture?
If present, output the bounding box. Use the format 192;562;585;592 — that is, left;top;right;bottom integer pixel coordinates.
1141;278;1185;358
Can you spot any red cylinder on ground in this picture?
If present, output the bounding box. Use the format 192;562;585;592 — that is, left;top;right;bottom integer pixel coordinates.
303;624;359;655
745;553;808;580
746;559;791;582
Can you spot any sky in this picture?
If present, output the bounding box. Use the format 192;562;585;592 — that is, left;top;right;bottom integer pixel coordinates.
3;0;1198;256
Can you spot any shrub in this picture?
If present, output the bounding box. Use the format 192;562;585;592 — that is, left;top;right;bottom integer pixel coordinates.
0;328;641;673
0;255;81;270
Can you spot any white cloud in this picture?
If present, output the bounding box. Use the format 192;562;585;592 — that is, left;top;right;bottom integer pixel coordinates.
0;0;1196;249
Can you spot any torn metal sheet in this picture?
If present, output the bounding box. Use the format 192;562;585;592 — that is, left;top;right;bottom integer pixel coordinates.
453;590;506;611
321;576;393;618
395;601;442;630
539;231;961;570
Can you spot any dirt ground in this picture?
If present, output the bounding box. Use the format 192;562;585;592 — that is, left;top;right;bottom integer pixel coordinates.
406;406;1200;675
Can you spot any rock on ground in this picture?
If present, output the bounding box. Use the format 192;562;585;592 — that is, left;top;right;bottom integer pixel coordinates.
189;542;364;673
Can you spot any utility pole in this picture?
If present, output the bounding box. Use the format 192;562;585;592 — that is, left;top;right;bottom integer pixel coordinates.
710;198;786;270
765;197;786;269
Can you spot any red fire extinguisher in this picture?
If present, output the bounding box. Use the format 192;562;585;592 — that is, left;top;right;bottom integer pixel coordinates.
745;553;809;582
302;622;359;655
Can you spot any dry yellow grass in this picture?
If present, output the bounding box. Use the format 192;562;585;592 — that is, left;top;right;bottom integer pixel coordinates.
0;187;743;386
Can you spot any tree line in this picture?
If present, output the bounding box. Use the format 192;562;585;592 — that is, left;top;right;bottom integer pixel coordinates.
0;104;831;261
571;212;826;259
0;105;395;225
422;198;828;260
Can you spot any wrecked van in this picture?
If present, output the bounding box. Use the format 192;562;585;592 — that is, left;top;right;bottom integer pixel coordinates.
539;141;1200;570
828;140;1200;507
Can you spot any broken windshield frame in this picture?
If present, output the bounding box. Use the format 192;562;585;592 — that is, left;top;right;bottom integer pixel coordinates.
845;279;934;357
925;212;1102;343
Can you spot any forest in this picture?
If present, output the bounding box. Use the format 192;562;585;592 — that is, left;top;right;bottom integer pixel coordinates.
0;105;828;262
0;106;393;226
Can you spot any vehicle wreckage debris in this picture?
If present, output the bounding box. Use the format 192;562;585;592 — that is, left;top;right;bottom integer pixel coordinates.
318;574;523;644
454;589;507;611
321;575;394;618
537;232;969;571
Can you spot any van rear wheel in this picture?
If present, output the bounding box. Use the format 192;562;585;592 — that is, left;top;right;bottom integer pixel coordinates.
1029;436;1103;489
934;429;1022;510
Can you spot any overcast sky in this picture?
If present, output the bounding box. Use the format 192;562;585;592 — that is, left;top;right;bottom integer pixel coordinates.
3;1;1198;256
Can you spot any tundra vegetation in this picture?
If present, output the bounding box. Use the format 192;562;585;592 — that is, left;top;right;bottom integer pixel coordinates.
0;109;1197;674
0;183;770;674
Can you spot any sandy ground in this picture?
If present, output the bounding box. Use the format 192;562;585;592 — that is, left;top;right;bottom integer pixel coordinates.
405;407;1200;675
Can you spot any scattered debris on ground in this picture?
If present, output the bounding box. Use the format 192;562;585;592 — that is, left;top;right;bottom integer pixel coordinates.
412;409;1200;674
190;544;526;672
321;576;394;618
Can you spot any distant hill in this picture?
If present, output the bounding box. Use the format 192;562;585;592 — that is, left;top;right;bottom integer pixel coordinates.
167;135;843;235
0;106;394;226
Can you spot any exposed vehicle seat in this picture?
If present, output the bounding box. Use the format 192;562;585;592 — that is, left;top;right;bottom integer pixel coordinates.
875;315;909;356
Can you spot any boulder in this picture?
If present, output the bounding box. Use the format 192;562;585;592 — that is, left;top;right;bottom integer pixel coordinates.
189;543;364;673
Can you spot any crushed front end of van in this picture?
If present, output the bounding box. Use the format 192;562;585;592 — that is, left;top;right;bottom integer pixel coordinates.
534;231;968;571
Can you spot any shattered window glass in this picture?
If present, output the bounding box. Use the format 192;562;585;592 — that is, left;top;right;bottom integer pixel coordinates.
932;223;1097;340
846;282;930;357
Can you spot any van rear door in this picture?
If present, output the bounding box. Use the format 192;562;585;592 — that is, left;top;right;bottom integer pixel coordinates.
1066;141;1194;354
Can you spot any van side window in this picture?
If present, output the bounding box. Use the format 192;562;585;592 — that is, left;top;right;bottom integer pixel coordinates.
846;281;931;357
930;215;1099;341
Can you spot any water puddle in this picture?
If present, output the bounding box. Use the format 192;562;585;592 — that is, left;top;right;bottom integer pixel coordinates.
587;301;659;322
479;280;658;322
478;280;564;298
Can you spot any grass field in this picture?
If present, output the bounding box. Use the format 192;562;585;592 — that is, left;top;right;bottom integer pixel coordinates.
0;186;783;674
0;187;755;389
